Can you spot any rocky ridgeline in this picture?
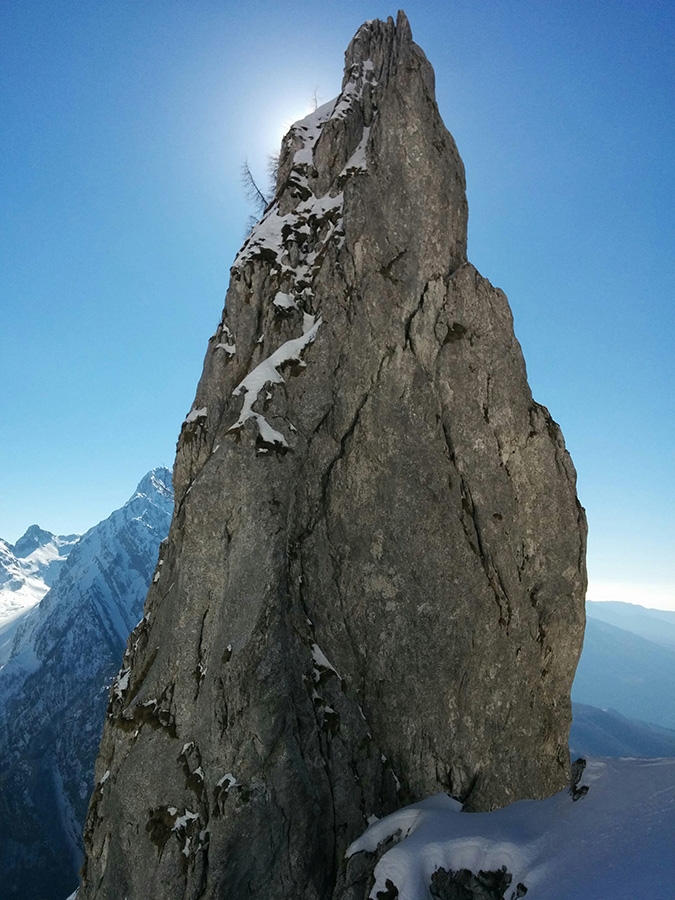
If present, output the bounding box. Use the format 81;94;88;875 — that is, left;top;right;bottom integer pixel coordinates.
78;14;586;900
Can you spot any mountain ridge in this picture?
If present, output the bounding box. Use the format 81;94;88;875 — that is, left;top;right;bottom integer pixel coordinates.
0;467;173;900
586;599;675;650
0;526;80;665
571;703;675;758
573;615;675;730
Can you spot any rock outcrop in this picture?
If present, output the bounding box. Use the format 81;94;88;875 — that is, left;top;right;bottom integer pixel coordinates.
78;13;586;900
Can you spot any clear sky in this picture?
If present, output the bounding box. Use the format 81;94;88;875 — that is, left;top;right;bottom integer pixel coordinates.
1;1;673;608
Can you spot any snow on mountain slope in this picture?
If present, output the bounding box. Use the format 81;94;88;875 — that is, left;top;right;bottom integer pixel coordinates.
0;527;79;664
13;524;79;580
0;468;173;900
347;757;675;899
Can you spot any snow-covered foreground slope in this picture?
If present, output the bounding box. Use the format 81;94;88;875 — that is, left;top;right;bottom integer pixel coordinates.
348;757;675;899
0;469;173;900
0;527;79;663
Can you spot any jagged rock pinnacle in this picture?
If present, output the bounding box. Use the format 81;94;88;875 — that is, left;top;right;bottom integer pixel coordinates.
78;13;586;900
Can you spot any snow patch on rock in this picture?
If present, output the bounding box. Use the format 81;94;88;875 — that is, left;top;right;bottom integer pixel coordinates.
229;317;322;446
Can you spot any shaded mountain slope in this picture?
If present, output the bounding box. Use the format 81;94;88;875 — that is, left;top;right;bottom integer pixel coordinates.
572;616;675;730
571;703;675;757
0;468;173;900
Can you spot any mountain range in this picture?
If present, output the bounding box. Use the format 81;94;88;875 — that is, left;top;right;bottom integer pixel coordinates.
0;526;79;665
0;468;173;900
585;598;675;650
570;703;675;758
572;603;675;732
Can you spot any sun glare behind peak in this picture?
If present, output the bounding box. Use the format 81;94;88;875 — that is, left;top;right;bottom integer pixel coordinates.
274;104;316;147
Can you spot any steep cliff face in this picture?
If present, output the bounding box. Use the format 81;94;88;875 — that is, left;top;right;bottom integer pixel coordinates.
0;469;172;900
79;13;586;900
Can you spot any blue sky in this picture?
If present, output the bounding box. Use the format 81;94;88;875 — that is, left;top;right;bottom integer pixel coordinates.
1;1;673;607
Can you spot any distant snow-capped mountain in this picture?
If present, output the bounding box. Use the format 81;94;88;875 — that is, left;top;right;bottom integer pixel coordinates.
0;526;79;664
0;468;173;900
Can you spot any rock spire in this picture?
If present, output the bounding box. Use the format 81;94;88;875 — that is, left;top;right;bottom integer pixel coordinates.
78;12;586;900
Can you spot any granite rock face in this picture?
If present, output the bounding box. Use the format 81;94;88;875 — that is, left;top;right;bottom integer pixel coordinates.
78;13;586;900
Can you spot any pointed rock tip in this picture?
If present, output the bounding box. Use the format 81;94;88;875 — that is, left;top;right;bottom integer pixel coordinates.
396;9;413;41
351;9;411;40
344;10;431;96
346;9;413;63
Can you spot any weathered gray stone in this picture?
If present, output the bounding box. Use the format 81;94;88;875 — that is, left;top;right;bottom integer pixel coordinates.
78;12;586;900
430;865;527;900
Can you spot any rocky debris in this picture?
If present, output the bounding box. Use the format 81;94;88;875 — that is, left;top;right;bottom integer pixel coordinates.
430;866;527;900
78;12;586;900
376;879;400;899
570;756;589;801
